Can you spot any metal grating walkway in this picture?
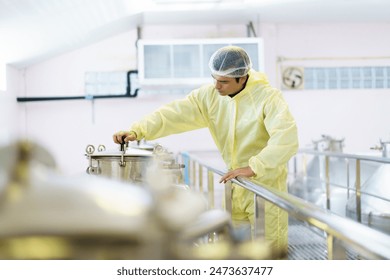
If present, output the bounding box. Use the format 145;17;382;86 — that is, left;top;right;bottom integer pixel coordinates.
288;219;328;259
288;218;361;260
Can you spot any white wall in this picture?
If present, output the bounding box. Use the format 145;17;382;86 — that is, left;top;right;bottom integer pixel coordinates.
266;23;390;152
10;23;390;175
0;65;20;146
14;25;246;175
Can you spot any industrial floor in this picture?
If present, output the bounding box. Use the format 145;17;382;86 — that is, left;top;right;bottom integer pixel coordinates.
287;218;361;260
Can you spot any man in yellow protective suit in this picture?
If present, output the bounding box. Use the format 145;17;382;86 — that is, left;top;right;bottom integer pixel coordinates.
113;46;298;252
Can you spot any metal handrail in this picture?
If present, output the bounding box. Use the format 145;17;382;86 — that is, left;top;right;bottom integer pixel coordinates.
180;151;390;260
288;173;390;204
298;148;390;164
292;148;390;222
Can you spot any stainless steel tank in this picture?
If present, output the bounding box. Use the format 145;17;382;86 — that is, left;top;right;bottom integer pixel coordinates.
382;140;390;158
346;140;390;234
85;141;185;185
0;141;160;259
0;140;277;260
370;139;390;158
288;135;380;217
289;135;348;214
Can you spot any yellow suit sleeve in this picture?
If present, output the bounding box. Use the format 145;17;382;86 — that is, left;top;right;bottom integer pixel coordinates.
130;90;208;141
248;94;299;184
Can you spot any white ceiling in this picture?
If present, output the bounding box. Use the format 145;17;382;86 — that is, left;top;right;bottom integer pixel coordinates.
1;0;390;68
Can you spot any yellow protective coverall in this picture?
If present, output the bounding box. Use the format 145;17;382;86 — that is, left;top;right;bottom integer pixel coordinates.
130;69;299;251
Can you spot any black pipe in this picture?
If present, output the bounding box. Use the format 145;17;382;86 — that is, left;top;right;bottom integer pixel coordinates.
17;70;139;102
126;70;138;98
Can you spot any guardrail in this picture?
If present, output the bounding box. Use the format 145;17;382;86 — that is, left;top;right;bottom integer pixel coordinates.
290;149;390;222
180;150;390;260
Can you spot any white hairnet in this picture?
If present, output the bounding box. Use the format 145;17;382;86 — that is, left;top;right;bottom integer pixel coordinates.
208;46;252;78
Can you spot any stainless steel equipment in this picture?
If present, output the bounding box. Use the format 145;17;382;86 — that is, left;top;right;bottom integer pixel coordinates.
370;139;390;158
85;141;185;185
0;140;278;260
311;134;345;152
0;141;160;259
383;140;390;158
288;135;381;217
289;135;349;215
346;139;390;234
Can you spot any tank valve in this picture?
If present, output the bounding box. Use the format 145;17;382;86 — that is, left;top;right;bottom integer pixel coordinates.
119;136;126;167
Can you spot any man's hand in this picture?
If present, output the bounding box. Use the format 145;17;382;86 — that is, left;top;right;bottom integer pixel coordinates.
112;131;137;144
219;166;255;184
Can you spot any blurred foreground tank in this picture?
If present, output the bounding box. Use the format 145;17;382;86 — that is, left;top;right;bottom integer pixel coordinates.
0;140;281;260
